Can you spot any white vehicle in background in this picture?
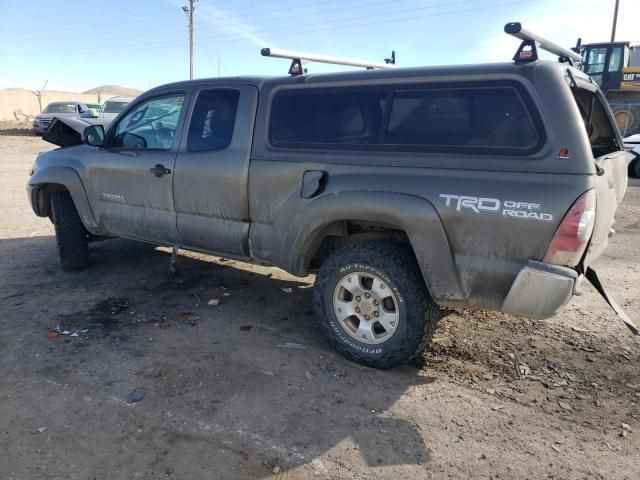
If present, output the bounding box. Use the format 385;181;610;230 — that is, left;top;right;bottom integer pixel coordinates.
100;96;135;123
624;134;640;178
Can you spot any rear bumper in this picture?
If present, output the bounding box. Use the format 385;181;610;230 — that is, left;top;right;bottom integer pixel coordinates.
501;260;578;319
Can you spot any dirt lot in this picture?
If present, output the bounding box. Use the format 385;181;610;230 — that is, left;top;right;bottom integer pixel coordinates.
1;125;638;479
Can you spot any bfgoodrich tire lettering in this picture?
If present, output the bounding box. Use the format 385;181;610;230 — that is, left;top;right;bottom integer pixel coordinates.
51;190;90;270
314;241;442;369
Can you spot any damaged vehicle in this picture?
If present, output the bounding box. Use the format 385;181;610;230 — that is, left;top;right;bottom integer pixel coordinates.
27;24;636;368
624;133;640;178
32;101;94;135
85;103;102;117
100;96;135;123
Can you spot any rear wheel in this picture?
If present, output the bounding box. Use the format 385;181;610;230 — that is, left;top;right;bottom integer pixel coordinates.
314;241;441;369
51;190;90;270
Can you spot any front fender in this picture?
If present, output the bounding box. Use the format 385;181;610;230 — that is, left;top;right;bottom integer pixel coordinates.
28;166;99;232
285;191;465;303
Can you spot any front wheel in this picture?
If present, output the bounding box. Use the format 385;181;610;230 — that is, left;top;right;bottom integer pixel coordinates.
51;190;90;270
314;241;441;369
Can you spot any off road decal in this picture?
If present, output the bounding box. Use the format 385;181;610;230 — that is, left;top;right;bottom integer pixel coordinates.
439;194;553;221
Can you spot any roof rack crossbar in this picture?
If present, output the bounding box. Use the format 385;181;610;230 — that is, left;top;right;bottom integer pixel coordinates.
261;47;396;76
504;22;581;64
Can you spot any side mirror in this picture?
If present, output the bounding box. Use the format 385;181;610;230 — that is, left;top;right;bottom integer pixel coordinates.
79;110;93;118
82;125;105;147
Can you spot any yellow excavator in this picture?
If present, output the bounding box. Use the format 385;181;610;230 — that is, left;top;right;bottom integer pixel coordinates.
580;41;640;137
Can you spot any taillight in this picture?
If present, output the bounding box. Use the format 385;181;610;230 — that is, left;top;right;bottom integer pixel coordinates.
543;190;596;267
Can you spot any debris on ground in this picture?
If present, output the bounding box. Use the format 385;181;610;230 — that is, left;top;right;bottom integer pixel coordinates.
56;327;88;337
31;426;47;434
127;387;147;404
320;363;341;377
180;312;200;326
558;400;573;411
517;364;531;377
47;327;89;339
276;342;305;349
304;370;314;381
280;287;293;293
208;298;221;306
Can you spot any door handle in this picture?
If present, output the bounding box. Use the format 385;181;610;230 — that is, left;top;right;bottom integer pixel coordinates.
150;164;171;177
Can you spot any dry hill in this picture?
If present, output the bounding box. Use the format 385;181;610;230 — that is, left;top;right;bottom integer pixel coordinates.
83;85;142;98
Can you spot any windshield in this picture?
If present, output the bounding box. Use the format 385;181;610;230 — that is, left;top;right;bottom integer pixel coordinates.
103;101;129;113
572;87;620;157
86;103;101;110
43;103;76;114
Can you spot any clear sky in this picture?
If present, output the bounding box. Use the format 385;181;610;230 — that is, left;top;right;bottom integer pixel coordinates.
0;0;638;93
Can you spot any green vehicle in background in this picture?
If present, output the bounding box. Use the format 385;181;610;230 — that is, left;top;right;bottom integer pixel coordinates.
85;103;103;118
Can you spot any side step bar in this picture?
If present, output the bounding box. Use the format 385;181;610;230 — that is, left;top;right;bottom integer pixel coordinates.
585;267;639;335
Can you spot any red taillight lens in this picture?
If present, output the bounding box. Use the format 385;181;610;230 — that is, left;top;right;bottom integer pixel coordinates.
543;190;596;267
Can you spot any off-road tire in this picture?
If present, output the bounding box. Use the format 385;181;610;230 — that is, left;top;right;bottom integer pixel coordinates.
51;190;90;270
314;241;441;369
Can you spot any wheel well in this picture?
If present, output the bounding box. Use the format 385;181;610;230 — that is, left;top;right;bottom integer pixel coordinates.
307;221;414;271
33;183;68;217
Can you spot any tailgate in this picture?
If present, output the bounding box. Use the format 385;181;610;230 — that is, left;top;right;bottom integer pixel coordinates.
570;84;628;266
585;150;628;266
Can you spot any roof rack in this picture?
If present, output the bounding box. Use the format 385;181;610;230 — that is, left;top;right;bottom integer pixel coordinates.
504;22;581;65
261;47;396;76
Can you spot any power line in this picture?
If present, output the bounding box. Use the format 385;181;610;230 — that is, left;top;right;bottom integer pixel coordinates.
0;7;180;35
1;0;534;58
198;0;492;44
1;0;339;38
2;0;501;54
0;0;377;47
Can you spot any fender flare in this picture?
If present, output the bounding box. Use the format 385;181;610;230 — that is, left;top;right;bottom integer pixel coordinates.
284;191;465;302
28;166;99;232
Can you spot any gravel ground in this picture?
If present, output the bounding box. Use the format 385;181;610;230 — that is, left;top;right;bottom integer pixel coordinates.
1;125;638;479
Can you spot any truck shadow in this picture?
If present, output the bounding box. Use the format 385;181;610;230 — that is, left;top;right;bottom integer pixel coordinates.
2;235;636;478
0;235;435;476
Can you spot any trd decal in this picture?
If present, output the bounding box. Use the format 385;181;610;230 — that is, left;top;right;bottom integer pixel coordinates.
439;194;553;221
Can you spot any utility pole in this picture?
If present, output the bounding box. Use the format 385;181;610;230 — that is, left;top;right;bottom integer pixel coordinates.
610;0;620;42
32;80;48;113
182;0;196;80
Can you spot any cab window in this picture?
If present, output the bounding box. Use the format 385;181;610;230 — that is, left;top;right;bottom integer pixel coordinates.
385;87;539;150
187;89;239;151
112;94;185;150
